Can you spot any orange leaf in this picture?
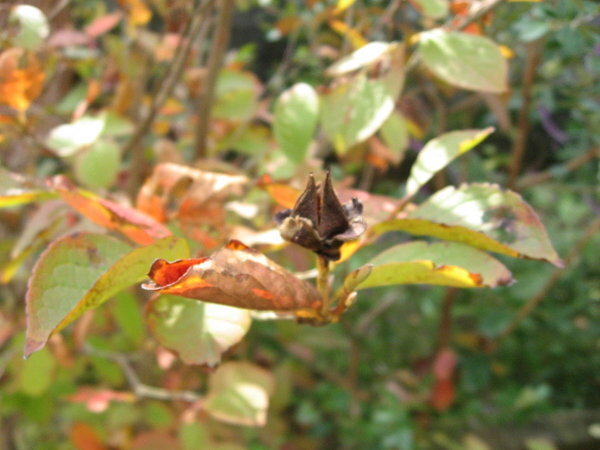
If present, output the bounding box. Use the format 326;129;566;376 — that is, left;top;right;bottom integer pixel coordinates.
137;163;247;245
257;174;301;209
143;240;323;311
0;48;45;113
70;422;107;450
431;378;455;411
50;176;171;245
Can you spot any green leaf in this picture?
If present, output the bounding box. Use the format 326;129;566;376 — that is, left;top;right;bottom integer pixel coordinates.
46;113;107;157
273;83;319;163
10;5;49;51
353;241;513;290
374;183;563;266
113;292;145;347
321;45;404;154
25;234;189;357
406;127;494;196
214;70;260;121
204;362;275;426
146;295;251;366
325;41;396;76
19;348;56;396
412;0;449;19
419;29;508;93
380;111;410;163
74;139;121;189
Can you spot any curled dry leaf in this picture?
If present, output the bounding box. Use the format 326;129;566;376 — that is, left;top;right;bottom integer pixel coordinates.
143;240;323;312
136;163;247;247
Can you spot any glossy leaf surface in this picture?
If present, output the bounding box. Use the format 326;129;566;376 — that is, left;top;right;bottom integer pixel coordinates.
146;295;251;366
406;127;494;196
419;29;508;93
204;362;275;427
353;241;513;290
375;184;563;266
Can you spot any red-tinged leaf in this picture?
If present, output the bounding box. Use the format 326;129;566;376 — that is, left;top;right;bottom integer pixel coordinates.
85;12;123;38
146;295;252;366
67;387;135;413
433;347;456;380
50;175;171;245
374;184;563;266
0;168;57;208
204;361;275;427
143;240;323;312
25;233;188;357
70;422;107;450
431;377;455;411
136;163;247;244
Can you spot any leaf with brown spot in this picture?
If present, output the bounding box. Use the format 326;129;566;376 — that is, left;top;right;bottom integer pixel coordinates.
350;241;513;290
143;240;323;312
50;175;171;245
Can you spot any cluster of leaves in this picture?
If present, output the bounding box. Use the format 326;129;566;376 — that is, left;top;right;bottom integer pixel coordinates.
0;0;598;448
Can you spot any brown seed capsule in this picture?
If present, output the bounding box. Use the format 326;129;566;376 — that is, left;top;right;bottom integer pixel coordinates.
275;172;366;261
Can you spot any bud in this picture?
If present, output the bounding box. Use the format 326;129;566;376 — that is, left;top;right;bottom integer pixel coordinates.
275;172;366;261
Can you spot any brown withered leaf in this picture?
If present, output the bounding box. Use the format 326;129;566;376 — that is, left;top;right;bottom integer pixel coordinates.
143;240;323;311
136;163;247;247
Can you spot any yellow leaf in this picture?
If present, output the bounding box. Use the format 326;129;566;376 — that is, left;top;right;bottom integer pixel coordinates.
499;45;515;59
120;0;151;26
329;20;367;49
333;0;358;15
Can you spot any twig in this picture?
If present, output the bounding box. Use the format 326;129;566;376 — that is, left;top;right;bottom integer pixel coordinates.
84;344;201;403
497;217;600;343
517;146;600;190
317;255;331;316
124;0;214;198
355;294;397;335
436;288;458;351
507;39;543;190
194;0;235;159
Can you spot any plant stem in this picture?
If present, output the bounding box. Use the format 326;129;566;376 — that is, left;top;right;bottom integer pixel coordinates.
316;255;331;317
194;0;235;159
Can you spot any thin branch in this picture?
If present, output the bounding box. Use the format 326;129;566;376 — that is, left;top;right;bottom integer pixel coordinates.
497;217;600;343
517;146;600;190
124;0;214;198
436;288;458;351
507;39;543;190
84;345;202;403
194;0;235;159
